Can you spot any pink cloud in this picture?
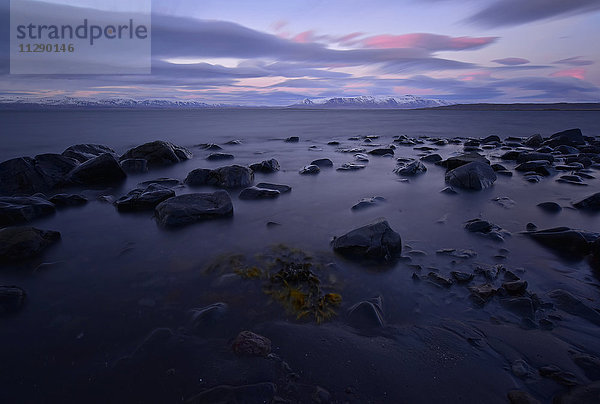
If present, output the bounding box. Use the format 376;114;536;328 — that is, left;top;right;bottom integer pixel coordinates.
492;57;530;65
362;33;497;51
336;32;364;46
459;71;493;81
550;68;586;80
292;30;315;43
272;20;288;31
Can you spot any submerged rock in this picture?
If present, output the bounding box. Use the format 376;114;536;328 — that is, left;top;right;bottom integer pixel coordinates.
573;192;600;211
548;289;600;326
537;202;562;213
310;158;333;168
48;194;87;208
185;165;254;189
67;153;126;186
394;160;427;176
368;148;394;156
445;162;497;190
116;184;175;211
0;285;26;314
186;302;228;333
332;218;402;262
255;183;291;193
526;227;597;258
285;136;299;143
119;158;148;174
231;330;271;357
0;196;56;225
0;226;61;262
437;152;489;170
120;141;192;167
351;196;385;210
154;191;233;227
249;158;280;173
347;296;385;329
62;144;116;163
239;186;280;200
337;163;366;171
299;165;320;175
206;153;234;161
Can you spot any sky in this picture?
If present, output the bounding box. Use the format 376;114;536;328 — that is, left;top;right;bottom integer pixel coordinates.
1;0;600;105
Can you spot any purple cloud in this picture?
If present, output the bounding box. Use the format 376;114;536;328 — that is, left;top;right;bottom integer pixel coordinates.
553;56;594;66
492;58;530;66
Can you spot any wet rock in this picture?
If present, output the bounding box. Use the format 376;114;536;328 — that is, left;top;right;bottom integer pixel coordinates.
548;289;600;326
255;183;291;193
138;178;182;188
198;143;222;151
67;153;126;186
511;359;535;379
539;365;579;386
437;152;490;170
206;152;234;161
0;157;51;196
34;153;79;187
347;296;385;329
507;390;541;404
440;187;458;195
482;135;501;144
0;227;61;262
354;153;369;162
556;145;580;155
332;218;402;262
427;272;453;288
572;353;600;381
523;134;543;148
547;128;584;147
501;151;520;161
469;284;496;303
249;158;280;173
310;158;333;168
120;158;148;174
187;382;276;404
526;227;596;258
0;285;26;314
537;202;562;213
327;141;340;146
154;191;233;227
464;218;508;241
116;184;175;211
436;249;477;259
351;196;385;210
224;140;242;145
337;163;366;171
491;163;508;172
185;165;254;189
420;153;442;163
492;196;516;209
554;381;600;404
0;196;56;225
500;297;534;318
515;160;552;176
516;152;554;164
49;194;87;208
299;164;320;175
186;302;228;333
368;148;394;156
502;280;528;295
573;192;600;211
239;186;280;200
450;271;474;283
445;162;497;190
62;144;116;163
285;136;299;143
394;160;427;176
120;141;192;167
232;330;271;357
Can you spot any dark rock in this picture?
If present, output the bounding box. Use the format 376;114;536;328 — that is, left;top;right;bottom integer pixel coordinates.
0;157;51;196
0;285;26;314
285;136;299;143
496;170;513;177
420;153;442;163
231;330;271;357
154;191;233;227
507;390;541;404
206;153;234;161
351;196;385;210
440;187;458;195
523;134;543;148
573;192;600;211
120;158;148;174
120;141;192;167
299;165;320;175
310;158;333;168
556;145;580;155
394;160;427;176
354;153;369;162
539;365;579;386
34;153;79;187
186;302;228;333
138;178;182;188
327;141;340;146
451;271;474;283
368;148;394;156
548;128;585;147
469;284;496;302
516;152;554;164
0;196;55;225
437;152;490;170
224;140;242;145
515;160;552;175
239;186;280;200
427;272;453;287
49;194;87;208
445;162;497;190
491;163;507;171
526;227;597;258
465;218;493;233
185;165;254;189
500;151;520;161
187;383;276;404
198;143;222;151
572;353;600;381
482;135;501;144
347;296;384;329
500;297;534;318
332;218;402;262
548;289;600;326
337;163;366;171
553;381;600;404
249;158;280;173
0;227;61;262
116;184;175;211
62;144;116;163
501;280;528;295
67;153;126;185
537;202;562;213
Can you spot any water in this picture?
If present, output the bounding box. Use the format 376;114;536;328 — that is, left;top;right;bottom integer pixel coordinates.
1;109;600;403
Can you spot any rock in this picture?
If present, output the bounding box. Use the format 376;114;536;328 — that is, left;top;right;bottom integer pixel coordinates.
310;158;333;168
224;140;242;145
351;196;385;210
440;187;458;195
451;271;474;283
556;145;580;155
67;153;126;186
553;381;600;404
116;184;175;211
469;284;496;303
327;141;340;146
0;227;61;262
523;134;543;148
337;163;366;171
368;148;394;156
437;152;489;170
48;194;87;208
507;390;541;404
548;128;585;147
539;365;579;386
187;383;276;404
427;272;453;287
354;153;370;162
185;165;254;189
394;160;427;176
206;152;234;161
332;218;402;261
155;191;233;227
501;280;528;295
299;165;320;175
186;302;228;333
198;143;222;151
526;227;597;258
492;197;516;209
138;178;182;188
285;136;299;143
34;153;79;187
120;158;148;174
573;192;600;211
537;202;562;213
516;152;554;164
491;163;508;172
249;159;280;173
501;151;521;161
420;153;442;163
231;330;271;357
591;238;600;269
0;196;56;226
482;135;501;144
0;157;51;196
0;285;26;314
500;297;535;318
445;162;497;190
465;218;493;233
572;353;600;381
239;186;280;200
255;183;291;193
347;296;384;328
120;141;192;167
548;289;600;326
515;160;552;175
62;144;116;163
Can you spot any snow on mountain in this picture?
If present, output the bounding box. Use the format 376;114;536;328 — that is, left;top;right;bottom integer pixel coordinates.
0;97;236;109
291;95;453;109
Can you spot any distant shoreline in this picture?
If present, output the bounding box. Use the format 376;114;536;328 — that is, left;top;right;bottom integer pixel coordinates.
419;103;600;111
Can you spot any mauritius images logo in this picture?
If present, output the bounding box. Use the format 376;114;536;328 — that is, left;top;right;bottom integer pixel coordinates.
10;0;151;74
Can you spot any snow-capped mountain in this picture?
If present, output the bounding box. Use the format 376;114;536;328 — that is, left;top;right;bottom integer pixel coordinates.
290;95;453;109
0;97;237;109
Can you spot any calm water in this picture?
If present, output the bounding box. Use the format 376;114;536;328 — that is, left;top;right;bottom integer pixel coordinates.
1;109;600;403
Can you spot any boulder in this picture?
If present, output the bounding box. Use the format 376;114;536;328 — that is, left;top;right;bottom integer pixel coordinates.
299;165;320;175
310;158;333;168
285;136;299;143
62;144;116;163
116;184;175;211
34;153;79;187
155;191;233;227
332;218;402;261
537;202;562;213
548;128;585;147
526;227;597;258
249;159;280;173
347;296;385;329
231;330;271;357
120;141;192;167
481;135;501;144
523;134;543;148
437;152;489;170
48;194;87;207
66;153;126;186
394;160;427;176
420;153;442;163
120;158;148;174
185;165;254;189
239;186;280;200
368;148;394;156
0;157;51;196
255;183;291;193
445;162;496;190
0;226;61;262
514;160;552;176
0;196;56;225
516;152;554;164
573;192;600;211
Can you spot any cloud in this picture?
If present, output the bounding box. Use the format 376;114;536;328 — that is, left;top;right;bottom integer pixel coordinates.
553;56;594;66
550;68;586;80
492;57;530;65
362;33;497;51
466;0;600;27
